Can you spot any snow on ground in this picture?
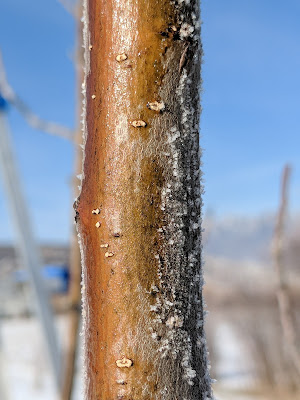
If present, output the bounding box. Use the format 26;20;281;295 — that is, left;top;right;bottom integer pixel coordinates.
0;316;262;400
0;315;82;400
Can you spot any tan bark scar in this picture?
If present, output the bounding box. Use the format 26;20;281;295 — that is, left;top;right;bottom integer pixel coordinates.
116;358;133;368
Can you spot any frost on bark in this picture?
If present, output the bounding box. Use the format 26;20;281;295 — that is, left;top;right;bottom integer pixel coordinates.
75;0;212;399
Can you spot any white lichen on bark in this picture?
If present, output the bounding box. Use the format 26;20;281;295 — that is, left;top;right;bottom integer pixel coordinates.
137;1;212;398
77;0;90;393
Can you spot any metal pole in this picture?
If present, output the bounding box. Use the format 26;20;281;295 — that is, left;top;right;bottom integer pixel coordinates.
0;109;61;390
0;320;9;400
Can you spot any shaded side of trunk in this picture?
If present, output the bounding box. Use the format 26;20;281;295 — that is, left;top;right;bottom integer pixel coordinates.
76;0;212;399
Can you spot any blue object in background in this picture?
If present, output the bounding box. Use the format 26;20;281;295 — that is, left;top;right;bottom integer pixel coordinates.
0;92;8;111
15;264;70;294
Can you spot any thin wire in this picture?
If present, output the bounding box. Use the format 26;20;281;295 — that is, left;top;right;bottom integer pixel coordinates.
0;50;74;141
57;0;78;17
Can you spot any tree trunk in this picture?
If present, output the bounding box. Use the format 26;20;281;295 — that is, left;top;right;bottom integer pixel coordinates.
75;0;212;399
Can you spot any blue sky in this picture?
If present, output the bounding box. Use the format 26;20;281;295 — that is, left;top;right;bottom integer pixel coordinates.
0;0;300;243
202;0;300;216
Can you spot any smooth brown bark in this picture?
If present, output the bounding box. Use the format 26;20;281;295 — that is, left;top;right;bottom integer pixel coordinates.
76;1;212;399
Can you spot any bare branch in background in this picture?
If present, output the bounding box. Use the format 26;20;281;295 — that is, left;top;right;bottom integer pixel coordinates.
0;50;74;141
272;164;300;380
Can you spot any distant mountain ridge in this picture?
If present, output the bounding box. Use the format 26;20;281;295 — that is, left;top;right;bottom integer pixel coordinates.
203;213;300;263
